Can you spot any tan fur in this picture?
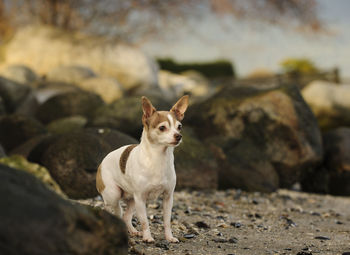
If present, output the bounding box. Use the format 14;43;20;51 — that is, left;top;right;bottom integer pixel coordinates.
120;144;138;174
96;165;105;193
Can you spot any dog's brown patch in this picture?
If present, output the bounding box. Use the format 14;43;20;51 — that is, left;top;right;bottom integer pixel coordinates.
120;144;138;174
96;165;105;193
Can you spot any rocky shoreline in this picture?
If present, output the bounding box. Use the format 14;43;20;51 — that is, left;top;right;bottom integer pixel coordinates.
78;189;350;255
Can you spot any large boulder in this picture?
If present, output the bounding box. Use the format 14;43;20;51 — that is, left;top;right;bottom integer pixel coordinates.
47;115;88;134
0;64;38;85
0;114;47;151
47;65;96;84
34;81;81;104
323;128;350;195
0;164;128;255
79;77;124;103
3;25;159;91
89;96;170;139
174;128;218;190
36;91;104;124
301;80;350;131
40;132;112;199
0;155;65;197
187;83;323;192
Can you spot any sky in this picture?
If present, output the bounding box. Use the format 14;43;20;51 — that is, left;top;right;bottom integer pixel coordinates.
141;0;350;79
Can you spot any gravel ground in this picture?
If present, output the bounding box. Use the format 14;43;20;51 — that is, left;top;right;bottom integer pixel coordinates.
78;189;350;255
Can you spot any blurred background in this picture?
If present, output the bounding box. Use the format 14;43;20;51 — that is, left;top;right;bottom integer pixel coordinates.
1;0;350;199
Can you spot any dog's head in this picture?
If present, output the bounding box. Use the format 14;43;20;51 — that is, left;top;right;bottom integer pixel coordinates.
142;95;189;147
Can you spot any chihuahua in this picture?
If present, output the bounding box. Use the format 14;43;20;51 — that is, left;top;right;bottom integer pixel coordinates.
96;95;189;243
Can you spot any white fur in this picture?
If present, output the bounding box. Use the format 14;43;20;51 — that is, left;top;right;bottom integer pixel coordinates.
99;127;179;243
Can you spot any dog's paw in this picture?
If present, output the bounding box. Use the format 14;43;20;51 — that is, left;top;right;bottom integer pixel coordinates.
166;236;179;243
142;236;155;243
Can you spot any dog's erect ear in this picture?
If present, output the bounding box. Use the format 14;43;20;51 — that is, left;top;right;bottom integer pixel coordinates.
142;96;156;119
170;95;189;121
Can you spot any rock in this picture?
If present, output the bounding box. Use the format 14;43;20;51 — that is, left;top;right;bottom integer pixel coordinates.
10;134;54;159
47;65;96;84
301;80;350;131
34;81;81;104
0;144;5;158
36;91;104;124
4;26;159;91
14;90;39;117
0;164;128;255
0;76;32;113
47;115;87;134
174;128;218;190
0;96;6;115
314;236;331;240
0;64;38;85
0;114;47;151
79;77;124;103
0;155;65;197
40;132;112;199
158;70;213;102
323;128;350;195
85;127;138;150
187;83;323;192
89;96;170;139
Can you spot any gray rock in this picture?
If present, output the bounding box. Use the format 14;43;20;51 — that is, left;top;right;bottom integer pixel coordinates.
36;91;104;124
40;132;112;199
0;64;38;85
0;76;32;113
0;164;128;255
34;81;81;104
0;114;47;151
186;83;322;192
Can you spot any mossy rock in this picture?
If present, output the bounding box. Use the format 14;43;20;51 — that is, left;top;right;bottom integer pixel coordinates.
47;115;87;134
0;155;65;197
36;91;104;124
89;95;170;139
40;132;112;199
0;114;47;151
174;128;218;190
0;164;128;255
186;83;322;192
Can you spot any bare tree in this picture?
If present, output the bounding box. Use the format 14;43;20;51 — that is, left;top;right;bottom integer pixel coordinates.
0;0;322;42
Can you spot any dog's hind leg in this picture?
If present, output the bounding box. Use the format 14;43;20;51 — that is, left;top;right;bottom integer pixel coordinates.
101;185;123;217
123;199;141;236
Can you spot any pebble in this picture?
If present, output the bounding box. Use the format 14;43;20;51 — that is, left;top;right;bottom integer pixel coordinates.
314;236;331;240
155;240;169;250
183;233;196;239
230;222;243;228
342;253;350;255
297;252;312;255
195;221;210;229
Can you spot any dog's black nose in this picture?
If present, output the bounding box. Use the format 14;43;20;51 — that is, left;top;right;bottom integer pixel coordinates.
174;134;182;141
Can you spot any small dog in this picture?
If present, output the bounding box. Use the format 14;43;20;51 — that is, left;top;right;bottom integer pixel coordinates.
96;95;189;243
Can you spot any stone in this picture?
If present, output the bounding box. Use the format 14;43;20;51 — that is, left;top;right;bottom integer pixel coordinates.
85;127;138;150
186;83;322;192
46;115;87;134
301;80;350;131
34;81;81;104
0;164;128;255
36;91;104;124
0;64;38;85
174;128;218;190
0;144;5;158
0;114;47;151
323;128;350;195
40;132;112;199
0;155;65;197
0;76;32;113
4;26;159;92
47;65;96;84
79;77;124;103
89;96;170;139
0;96;5;115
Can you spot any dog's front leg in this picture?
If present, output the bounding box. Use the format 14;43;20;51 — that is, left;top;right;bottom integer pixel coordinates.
134;194;154;243
163;191;179;243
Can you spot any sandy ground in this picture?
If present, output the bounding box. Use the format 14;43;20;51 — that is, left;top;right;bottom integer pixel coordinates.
78;189;350;255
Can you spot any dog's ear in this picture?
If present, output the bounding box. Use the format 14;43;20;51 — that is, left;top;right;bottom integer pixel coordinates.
142;96;156;119
170;95;189;121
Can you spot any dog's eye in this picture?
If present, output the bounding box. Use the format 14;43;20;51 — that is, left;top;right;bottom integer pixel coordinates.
159;126;166;131
177;124;182;130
